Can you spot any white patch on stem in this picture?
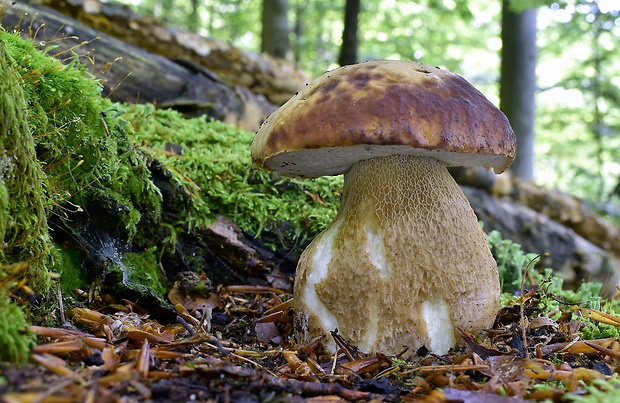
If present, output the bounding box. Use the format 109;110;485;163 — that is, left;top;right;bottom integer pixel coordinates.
364;223;391;278
422;299;456;355
357;222;391;352
303;218;342;348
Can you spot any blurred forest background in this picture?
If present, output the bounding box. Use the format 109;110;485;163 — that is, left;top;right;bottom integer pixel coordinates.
116;0;620;211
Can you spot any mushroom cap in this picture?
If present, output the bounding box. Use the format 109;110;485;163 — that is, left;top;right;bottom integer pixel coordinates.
251;60;516;177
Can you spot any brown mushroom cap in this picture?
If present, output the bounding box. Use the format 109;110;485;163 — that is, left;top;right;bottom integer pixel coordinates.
251;60;516;177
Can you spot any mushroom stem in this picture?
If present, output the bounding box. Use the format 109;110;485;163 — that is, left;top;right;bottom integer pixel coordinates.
293;154;500;356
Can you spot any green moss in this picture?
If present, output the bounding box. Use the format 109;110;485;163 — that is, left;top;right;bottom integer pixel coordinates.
490;230;620;345
3;29;164;249
0;32;54;291
3;31;110;200
1;27;174;302
576;294;620;340
0;26;176;357
0;31;59;363
0;291;34;364
488;230;543;294
490;229;601;302
122;247;168;300
124;104;342;246
564;375;620;402
55;246;88;293
580;321;620;340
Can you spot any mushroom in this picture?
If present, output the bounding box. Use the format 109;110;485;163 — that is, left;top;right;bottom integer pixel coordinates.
251;60;516;356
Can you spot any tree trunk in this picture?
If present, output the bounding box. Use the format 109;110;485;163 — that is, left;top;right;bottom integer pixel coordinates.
189;0;199;32
338;0;361;66
500;1;537;180
292;2;306;65
154;0;173;19
261;0;291;59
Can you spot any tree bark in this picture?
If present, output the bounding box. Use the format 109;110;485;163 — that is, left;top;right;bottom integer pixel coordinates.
261;0;291;60
500;1;538;180
338;0;361;66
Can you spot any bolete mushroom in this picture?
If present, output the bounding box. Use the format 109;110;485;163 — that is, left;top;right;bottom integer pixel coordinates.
251;60;516;356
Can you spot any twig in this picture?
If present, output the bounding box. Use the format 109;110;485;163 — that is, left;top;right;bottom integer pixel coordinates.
402;364;489;376
221;285;288;294
58;282;66;324
582;340;620;360
331;350;338;375
520;254;541;359
176;315;196;336
226;350;279;378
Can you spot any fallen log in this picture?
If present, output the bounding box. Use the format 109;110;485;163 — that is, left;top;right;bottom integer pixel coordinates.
462;185;620;295
1;1;276;131
450;167;620;263
28;0;309;105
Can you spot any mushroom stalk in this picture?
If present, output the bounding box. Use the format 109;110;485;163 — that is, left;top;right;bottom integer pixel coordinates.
293;154;500;356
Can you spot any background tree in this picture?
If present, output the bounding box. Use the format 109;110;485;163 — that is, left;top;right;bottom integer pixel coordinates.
261;0;291;59
338;0;361;66
153;0;174;18
500;0;538;180
189;0;199;32
535;1;620;200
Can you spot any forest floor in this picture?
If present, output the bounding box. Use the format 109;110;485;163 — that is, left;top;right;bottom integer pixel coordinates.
2;277;620;403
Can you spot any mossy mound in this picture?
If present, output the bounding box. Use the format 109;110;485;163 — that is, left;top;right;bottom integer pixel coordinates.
0;33;53;291
1;28;172;309
124;104;342;244
0;26;345;362
0;275;33;364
